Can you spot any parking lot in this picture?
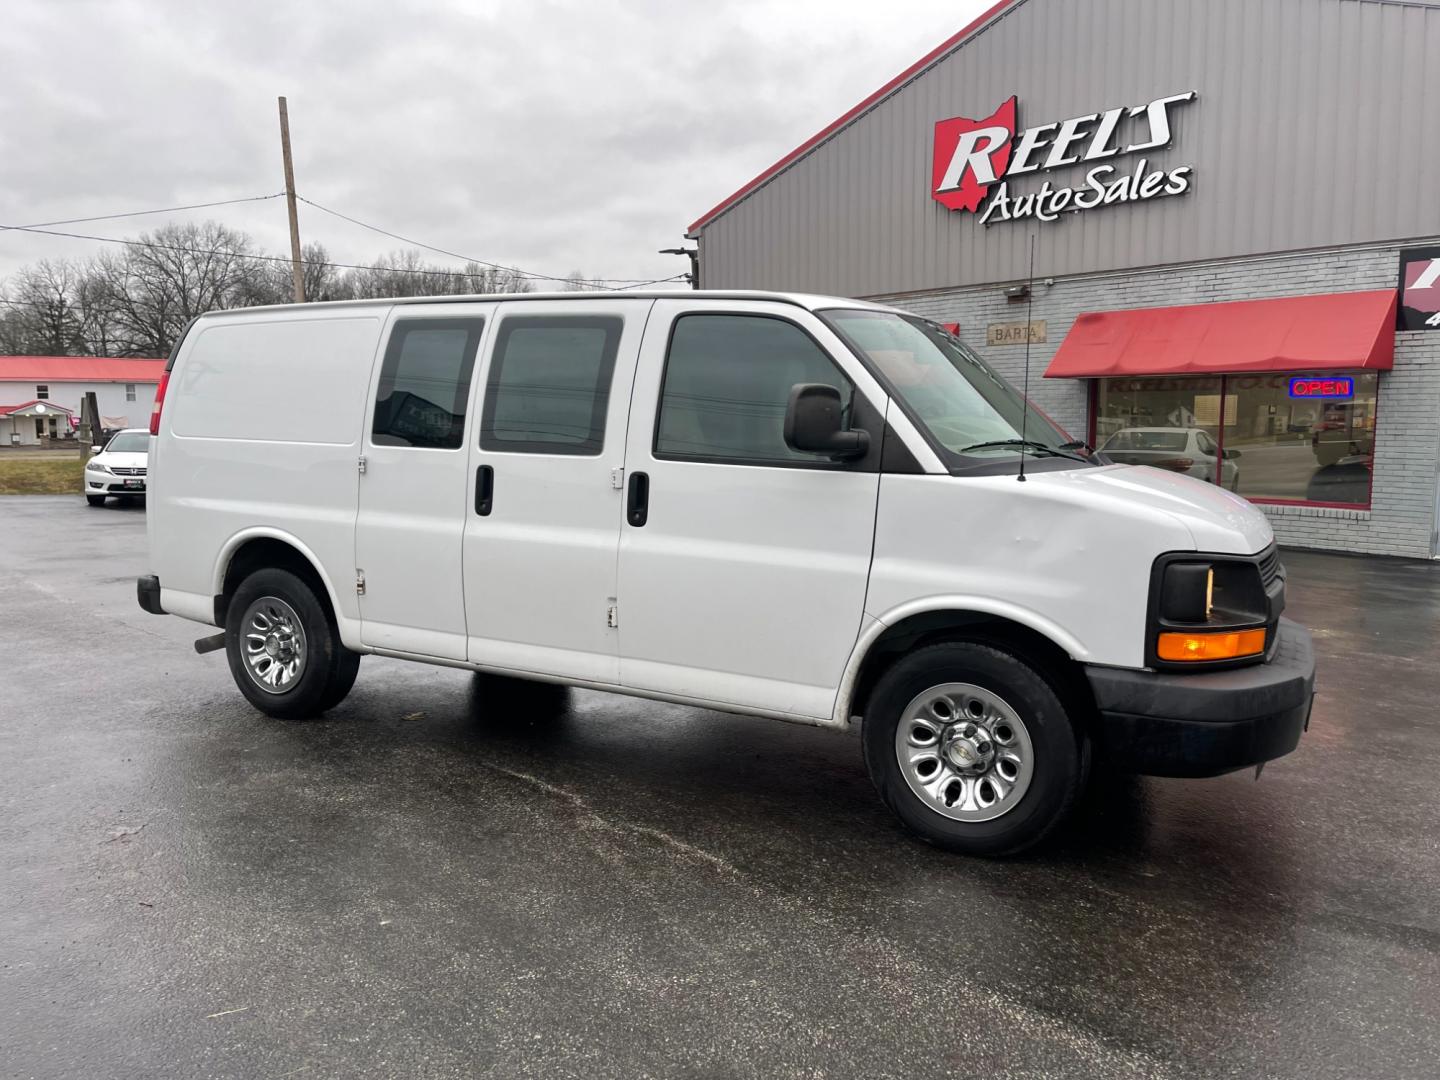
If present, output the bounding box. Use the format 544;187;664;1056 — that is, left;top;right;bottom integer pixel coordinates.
3;494;1438;1079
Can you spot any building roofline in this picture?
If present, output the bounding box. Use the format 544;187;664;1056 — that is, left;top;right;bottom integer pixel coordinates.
0;376;163;383
0;400;75;416
0;355;166;384
684;0;1026;236
0;355;165;364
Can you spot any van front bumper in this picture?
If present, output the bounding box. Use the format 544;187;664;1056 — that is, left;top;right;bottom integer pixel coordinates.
1086;618;1315;778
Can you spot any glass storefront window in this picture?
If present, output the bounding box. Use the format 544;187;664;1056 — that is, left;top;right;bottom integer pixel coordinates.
1227;372;1376;505
1094;372;1377;508
1095;376;1229;490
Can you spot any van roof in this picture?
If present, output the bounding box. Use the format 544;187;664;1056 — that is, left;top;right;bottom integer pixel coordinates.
195;290;905;320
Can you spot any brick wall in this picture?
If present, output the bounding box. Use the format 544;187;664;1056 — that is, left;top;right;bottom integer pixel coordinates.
874;243;1440;559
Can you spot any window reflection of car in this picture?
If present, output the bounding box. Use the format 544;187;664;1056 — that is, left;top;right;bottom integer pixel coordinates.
1099;427;1240;490
1311;420;1373;468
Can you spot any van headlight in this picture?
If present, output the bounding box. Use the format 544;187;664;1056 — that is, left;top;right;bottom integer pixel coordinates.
1149;556;1270;667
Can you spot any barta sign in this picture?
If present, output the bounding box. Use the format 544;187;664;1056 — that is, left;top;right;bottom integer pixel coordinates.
932;91;1197;226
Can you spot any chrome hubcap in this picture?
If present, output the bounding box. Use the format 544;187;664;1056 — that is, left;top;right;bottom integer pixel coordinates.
241;596;306;694
895;682;1035;822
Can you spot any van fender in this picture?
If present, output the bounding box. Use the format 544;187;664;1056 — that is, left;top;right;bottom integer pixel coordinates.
212;527;354;645
831;596;1090;726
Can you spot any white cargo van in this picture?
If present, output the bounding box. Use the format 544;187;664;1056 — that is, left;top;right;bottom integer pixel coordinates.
139;291;1314;855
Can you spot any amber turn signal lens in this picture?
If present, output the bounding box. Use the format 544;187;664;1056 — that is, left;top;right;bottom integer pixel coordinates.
1156;628;1266;662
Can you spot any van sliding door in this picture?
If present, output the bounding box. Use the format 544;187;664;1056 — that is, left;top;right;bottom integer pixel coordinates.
355;305;494;659
460;299;650;683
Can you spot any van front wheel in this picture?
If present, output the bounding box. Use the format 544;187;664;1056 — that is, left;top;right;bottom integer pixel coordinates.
225;567;354;719
862;642;1087;856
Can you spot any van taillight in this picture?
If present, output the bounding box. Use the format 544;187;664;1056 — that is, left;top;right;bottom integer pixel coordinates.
149;371;170;435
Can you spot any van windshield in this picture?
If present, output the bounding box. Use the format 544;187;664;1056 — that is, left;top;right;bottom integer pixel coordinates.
821;309;1072;465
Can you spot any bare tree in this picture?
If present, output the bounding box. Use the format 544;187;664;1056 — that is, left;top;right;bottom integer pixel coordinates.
0;260;88;355
342;250;533;299
293;241;349;303
86;222;279;356
0;224;538;358
561;270;605;292
455;261;533;295
343;249;444;299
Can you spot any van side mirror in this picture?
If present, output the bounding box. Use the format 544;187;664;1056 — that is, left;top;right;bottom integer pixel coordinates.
783;383;870;459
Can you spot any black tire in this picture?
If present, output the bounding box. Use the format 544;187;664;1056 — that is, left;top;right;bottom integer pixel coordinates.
224;567;352;719
319;649;362;712
85;495;105;506
862;641;1088;857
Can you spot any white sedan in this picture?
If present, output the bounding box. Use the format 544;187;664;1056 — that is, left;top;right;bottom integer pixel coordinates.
84;428;150;506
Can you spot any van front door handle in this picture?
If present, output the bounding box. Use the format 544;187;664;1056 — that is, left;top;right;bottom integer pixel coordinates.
475;464;494;516
626;471;649;527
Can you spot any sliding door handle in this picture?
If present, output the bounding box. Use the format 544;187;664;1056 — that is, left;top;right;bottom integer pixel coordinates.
475;464;494;516
626;471;649;527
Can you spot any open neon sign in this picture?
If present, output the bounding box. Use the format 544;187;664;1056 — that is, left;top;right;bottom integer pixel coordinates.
1288;376;1354;400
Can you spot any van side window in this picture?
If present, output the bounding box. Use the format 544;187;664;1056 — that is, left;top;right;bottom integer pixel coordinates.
480;316;622;456
655;314;856;465
372;318;485;450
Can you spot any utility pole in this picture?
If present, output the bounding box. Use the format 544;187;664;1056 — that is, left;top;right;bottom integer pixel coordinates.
277;96;305;303
78;391;100;462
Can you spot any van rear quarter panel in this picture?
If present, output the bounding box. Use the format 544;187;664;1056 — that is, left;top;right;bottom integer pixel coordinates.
149;311;386;635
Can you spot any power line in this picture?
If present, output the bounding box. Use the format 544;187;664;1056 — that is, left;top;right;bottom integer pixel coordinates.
3;199;683;291
295;196;667;286
611;274;690;291
0;193;287;233
3;221;679;291
296;196;556;283
0;297;61;311
1;222;531;281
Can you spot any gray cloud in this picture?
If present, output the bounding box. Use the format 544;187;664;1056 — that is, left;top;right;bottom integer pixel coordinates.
1;0;985;287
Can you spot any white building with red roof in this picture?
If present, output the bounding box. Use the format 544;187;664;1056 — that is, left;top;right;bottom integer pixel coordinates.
0;356;165;446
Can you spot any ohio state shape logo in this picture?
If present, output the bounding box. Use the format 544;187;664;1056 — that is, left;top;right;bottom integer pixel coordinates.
932;91;1196;225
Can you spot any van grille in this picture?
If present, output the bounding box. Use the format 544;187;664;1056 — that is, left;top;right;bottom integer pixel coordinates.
1258;545;1282;586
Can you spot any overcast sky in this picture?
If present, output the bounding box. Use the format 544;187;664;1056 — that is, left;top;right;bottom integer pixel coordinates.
0;0;989;289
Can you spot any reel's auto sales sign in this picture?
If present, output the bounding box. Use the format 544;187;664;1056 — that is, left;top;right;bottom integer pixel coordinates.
932;92;1196;225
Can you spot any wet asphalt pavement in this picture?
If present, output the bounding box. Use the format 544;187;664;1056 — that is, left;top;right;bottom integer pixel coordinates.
2;495;1438;1079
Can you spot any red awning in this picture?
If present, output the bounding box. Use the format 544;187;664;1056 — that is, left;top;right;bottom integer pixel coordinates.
1045;289;1397;379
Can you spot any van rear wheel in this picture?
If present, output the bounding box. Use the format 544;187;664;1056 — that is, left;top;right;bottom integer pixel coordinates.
862;641;1087;856
225;567;356;719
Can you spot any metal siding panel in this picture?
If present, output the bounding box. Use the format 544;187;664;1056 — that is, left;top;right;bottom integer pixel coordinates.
1284;0;1314;253
1422;5;1440;230
1399;1;1422;226
697;0;1440;294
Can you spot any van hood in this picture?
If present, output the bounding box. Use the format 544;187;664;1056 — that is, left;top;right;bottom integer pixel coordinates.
1027;464;1273;554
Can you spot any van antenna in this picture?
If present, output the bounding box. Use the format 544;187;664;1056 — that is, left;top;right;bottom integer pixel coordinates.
1017;232;1037;483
